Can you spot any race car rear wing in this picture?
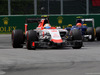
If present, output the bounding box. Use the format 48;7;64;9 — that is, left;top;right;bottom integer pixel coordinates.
81;18;95;28
25;16;49;23
25;18;41;34
25;17;49;34
25;18;41;23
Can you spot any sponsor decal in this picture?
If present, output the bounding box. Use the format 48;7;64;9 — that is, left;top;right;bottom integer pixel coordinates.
0;17;16;32
0;26;16;32
57;16;63;24
53;34;59;38
92;0;100;6
51;30;57;32
2;17;9;25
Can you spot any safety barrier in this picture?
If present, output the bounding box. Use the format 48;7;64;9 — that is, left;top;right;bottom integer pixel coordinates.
0;15;100;33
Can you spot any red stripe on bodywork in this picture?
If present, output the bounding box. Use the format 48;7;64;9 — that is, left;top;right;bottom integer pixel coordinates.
51;39;63;43
32;42;35;46
25;24;27;34
43;31;44;37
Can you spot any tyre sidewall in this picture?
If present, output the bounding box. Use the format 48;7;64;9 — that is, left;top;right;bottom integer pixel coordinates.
12;30;24;48
27;30;38;50
86;27;95;41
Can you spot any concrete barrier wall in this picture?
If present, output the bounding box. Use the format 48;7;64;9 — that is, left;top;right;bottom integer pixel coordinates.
0;15;100;33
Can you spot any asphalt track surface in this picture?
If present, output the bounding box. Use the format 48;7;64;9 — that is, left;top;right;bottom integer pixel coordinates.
0;34;100;75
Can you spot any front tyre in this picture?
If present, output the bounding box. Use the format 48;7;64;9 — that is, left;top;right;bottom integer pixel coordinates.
71;29;83;49
27;30;38;50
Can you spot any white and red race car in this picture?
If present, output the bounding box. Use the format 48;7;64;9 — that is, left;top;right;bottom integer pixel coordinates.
12;16;83;50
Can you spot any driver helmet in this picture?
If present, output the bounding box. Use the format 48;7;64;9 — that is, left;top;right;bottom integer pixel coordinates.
76;23;82;27
44;23;51;29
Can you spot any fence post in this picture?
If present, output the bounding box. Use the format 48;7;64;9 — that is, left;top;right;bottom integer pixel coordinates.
48;0;49;14
61;0;63;15
34;0;37;15
8;0;11;15
86;0;89;15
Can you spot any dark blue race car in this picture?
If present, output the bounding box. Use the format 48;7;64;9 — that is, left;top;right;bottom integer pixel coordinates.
71;25;87;35
65;18;100;41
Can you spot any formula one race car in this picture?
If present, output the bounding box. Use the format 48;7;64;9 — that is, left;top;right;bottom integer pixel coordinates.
65;18;100;41
12;16;83;50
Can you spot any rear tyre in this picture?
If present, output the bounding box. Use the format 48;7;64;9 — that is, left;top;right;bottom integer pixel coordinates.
96;27;100;41
27;30;38;50
12;30;24;48
86;27;95;41
71;29;83;49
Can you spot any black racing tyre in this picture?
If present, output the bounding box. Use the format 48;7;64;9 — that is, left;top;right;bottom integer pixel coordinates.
96;27;100;41
12;30;24;48
71;29;83;49
86;27;95;41
27;30;38;50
